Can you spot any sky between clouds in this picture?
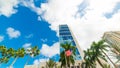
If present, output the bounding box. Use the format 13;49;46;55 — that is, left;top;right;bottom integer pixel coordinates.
0;0;120;67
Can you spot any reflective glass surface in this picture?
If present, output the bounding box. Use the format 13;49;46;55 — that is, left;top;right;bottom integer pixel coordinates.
59;25;81;60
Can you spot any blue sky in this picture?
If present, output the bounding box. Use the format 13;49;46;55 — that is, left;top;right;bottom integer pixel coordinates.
0;0;120;68
0;1;59;68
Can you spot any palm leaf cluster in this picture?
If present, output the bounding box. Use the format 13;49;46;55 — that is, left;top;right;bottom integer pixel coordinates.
83;40;111;68
59;42;76;68
46;59;56;68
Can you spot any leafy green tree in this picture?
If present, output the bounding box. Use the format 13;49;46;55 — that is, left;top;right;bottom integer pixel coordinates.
92;40;117;68
83;49;96;68
0;46;10;63
25;46;40;66
46;59;56;68
9;48;25;68
83;40;114;68
59;42;76;68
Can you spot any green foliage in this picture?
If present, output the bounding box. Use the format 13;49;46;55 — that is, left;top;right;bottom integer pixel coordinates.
83;39;109;68
0;45;40;64
46;59;56;68
59;42;76;67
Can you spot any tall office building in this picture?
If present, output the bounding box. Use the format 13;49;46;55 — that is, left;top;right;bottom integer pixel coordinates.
59;25;83;60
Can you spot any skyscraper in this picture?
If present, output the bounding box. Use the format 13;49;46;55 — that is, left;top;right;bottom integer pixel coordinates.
59;24;83;60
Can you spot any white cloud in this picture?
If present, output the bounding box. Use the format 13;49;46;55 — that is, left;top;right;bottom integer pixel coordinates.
0;0;19;17
0;36;4;42
23;43;31;49
38;16;42;21
21;0;120;50
41;38;47;43
33;59;39;65
6;27;21;39
20;0;43;15
36;0;120;50
25;34;33;38
40;42;59;58
33;58;49;65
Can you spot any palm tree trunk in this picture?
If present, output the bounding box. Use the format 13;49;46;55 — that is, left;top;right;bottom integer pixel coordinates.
96;57;104;68
25;56;30;65
102;50;117;68
64;50;68;68
9;56;18;68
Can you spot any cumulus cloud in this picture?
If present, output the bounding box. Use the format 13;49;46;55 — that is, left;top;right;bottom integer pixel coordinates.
21;0;120;50
41;38;47;43
40;42;59;58
36;0;120;50
0;36;4;42
20;0;43;15
6;27;21;39
23;43;31;49
33;58;49;65
0;0;19;17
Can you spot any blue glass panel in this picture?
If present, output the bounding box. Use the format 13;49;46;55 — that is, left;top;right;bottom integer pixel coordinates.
60;36;73;40
60;32;71;35
71;41;76;46
59;29;69;32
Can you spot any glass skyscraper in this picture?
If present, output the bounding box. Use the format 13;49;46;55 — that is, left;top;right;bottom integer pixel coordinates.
59;24;82;60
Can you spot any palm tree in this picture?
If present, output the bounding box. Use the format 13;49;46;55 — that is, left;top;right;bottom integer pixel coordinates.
90;41;107;68
9;48;25;68
83;40;113;68
0;57;9;63
59;42;76;68
7;48;15;58
25;46;40;66
0;46;7;57
46;59;56;68
83;49;96;68
0;46;10;63
91;40;117;68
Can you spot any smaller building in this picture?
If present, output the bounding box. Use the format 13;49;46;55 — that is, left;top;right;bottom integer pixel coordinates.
103;31;120;68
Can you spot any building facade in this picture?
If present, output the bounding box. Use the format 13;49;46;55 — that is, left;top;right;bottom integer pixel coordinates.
59;25;83;60
59;25;84;68
103;31;120;46
103;31;120;67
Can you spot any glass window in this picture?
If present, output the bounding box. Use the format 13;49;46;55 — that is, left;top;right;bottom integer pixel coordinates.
71;41;76;46
59;29;69;32
60;32;71;35
60;36;73;40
